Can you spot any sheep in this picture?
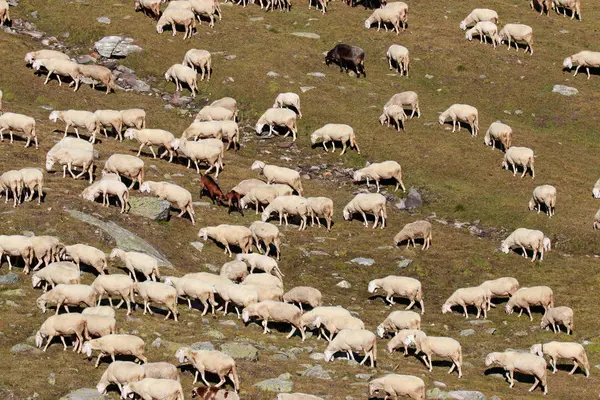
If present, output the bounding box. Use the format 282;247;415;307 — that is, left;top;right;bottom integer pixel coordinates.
102;154;144;190
379;104;407;132
369;374;426;400
242;300;305;340
376;310;421;338
109;248;160;282
306;197;334;231
276;395;322;400
283;286;322;311
528;185;556;217
530;0;551;15
165;63;198;97
134;0;161;18
242;273;283;289
213;282;258;318
220;260;249;282
49;110;100;143
485;352;548;394
0;170;23;207
121;109;146;130
156;8;197;39
498;24;534;55
236;253;284;280
315;315;365;342
231;179;267;196
82;315;117;338
531;342;589;377
190;0;220;26
164;276;218;315
219;121;240;151
384;91;421;119
59;244;107;276
195;106;235;122
124;128;176;162
324;329;376;367
364;7;404;34
243;283;283;302
0;234;34;273
393;220;432;250
96;361;145;395
310;123;360;155
0;89;2;114
273;93;302;118
0;1;9;26
479;277;520;310
122;378;184;400
91;274;135;315
30;235;61;271
183;49;212;81
249;221;281;259
198;225;252;257
459;8;499;30
502;146;535;178
140;181;195;224
261;195;310;230
465;21;499;48
438;104;479;136
540;306;574;334
484;121;512;151
404;334;463;377
0;112;38;148
31;59;81;91
343;193;387;229
441;286;488;319
134;281;179;321
563;51;600;79
505;286;554;320
143;362;180;381
255;108;298;141
83;306;116;318
368;276;424;313
37;284;97;314
241;185;279;214
15;168;41;205
551;0;581;20
81;179;130;213
300;306;351;338
170;139;222;176
184;272;233;286
24;50;70;66
386;329;426;356
175;347;239;391
79;65;116;94
83;334;147;367
31;262;80;291
167;0;194;11
35;313;87;352
251;161;304;195
182;121;222;141
210;98;238;119
192;387;240;399
501;228;545;262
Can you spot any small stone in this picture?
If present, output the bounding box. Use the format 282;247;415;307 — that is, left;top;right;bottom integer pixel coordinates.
469;320;492;325
559;29;568;33
40;105;53;111
336;280;351;289
220;320;237;327
205;329;225;339
224;55;237;60
514;110;523;115
309;353;325;360
254;373;293;393
10;343;42;355
434;381;447;388
220;342;259;361
59;388;109;399
350;257;374;266
300;86;315;93
448;390;487;400
0;273;20;285
191;342;214;351
396;259;413;269
355;373;372;381
395;188;422;210
514;331;528;337
30;11;39;18
48;373;56;385
151;338;163;348
307;72;325;77
190;242;204;253
249;16;264;21
75;55;96;64
301;365;331;380
291;32;320;39
96;16;111;24
552;84;578;96
460;329;476;337
479;74;486;79
267;71;280;78
425;74;434;79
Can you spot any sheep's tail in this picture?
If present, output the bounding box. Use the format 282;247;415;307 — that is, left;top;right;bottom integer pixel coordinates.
153;265;160;279
371;336;377;367
188;199;196;215
139;167;145;186
235;125;240;150
549;292;554;309
230;363;240;391
274;264;284;277
458;345;463;368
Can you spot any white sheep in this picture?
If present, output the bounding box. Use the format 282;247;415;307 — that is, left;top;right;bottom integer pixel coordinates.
83;306;115;318
83;334;147;368
479;277;520;310
175;347;239;391
165;276;218;315
386;45;409;75
124;128;176;162
531;342;589;377
300;306;351;339
502;146;535;178
231;179;267;195
0;1;6;26
82;314;117;338
283;286;322;311
0;170;23;207
0;112;38;148
498;24;534;55
376;310;421;337
306;197;334;231
182;121;222;141
36;284;97;314
49;110;100;143
386;329;426;356
79;65;116;94
236;253;284;280
24;50;70;65
134;281;178;321
17;168;42;204
310;123;360;155
438;104;479;136
195;106;235;122
273;93;302;118
527;185;556;217
563;51;600;79
31;262;80;290
243;283;283;302
35;313;87;352
143;362;180;381
364;7;403;34
134;0;161;18
551;0;581;20
91;274;135;315
242;273;283;289
109;248;160;282
249;221;281;259
368;276;424;313
95;110;124;141
255;108;298;141
165;63;198;97
30;235;61;271
96;361;145;395
213;282;258;318
251;161;303;195
485;352;547;394
218;120;240;151
122;378;184;400
241;184;279;214
404;334;463;377
315;315;365;342
459;8;499;30
0;234;35;273
441;286;488;319
156;8;196;39
199;225;253;256
220;260;249;282
393;220;432;250
506;286;554;320
184;272;233;286
465;21;499;48
183;49;212;81
31;59;81;91
210;97;238;119
379;104;407;132
343;193;387;229
384;91;420;118
140;181;195;224
369;374;426;400
540;306;574;334
261;195;309;230
323;329;377;367
190;0;221;27
102;154;144;190
242;300;305;340
121;109;146;130
170;138;222;176
501;228;545;262
484;121;512;151
60;244;107;275
81;179;130;213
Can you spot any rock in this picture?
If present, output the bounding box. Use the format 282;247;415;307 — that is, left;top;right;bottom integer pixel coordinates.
514;110;523;115
336;280;351;289
300;86;315;93
469;320;492;325
40;105;53;111
191;342;214;351
66;209;172;267
190;242;204;253
220;320;237;327
48;373;56;385
116;73;151;93
301;365;331;380
448;391;487;400
427;388;448;399
249;17;264;21
309;352;324;360
396;259;412;269
308;250;329;256
0;273;19;285
75;55;96;64
460;329;476;337
434;381;447;388
486;328;497;335
552;84;578;96
96;17;111;24
291;32;320;39
425;74;434;79
151;338;163;347
395;188;422;210
220;342;258;361
307;72;325;77
267;71;280;78
59;388;109;400
355;373;372;381
514;331;528;337
224;55;237;60
127;197;171;221
1;289;25;296
94;36;142;58
254;373;293;393
205;329;225;339
350;257;374;266
30;11;38;18
10;343;42;355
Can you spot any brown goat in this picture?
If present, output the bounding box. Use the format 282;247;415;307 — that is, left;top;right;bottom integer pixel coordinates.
199;174;224;204
191;387;240;400
223;190;243;216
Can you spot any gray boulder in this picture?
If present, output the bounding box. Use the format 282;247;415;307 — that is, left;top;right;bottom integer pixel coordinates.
255;373;293;393
10;343;42;355
128;196;171;221
395;188;422;210
552;85;578;96
220;342;259;361
351;257;374;266
0;273;19;285
59;388;109;400
291;32;320;39
301;365;331;380
94;36;142;58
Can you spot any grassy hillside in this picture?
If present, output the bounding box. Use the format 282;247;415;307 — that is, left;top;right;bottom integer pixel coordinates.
1;0;600;398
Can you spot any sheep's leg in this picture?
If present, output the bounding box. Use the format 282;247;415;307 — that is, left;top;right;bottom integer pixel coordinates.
148;146;157;158
95;353;103;368
286;326;296;339
462;305;469;319
262;319;270;334
569;361;579;375
340;142;347;155
526;307;533;321
448;361;456;374
528;377;540;392
586;67;591;79
44;71;53;85
200;371;211;387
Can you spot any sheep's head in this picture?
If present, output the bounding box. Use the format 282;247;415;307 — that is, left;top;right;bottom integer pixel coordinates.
530;343;543;357
139;182;151;193
260;210;269;222
254;123;264;135
241;308;250;323
465;29;473;41
593;188;600;198
48;111;59;122
156;21;165;34
484;353;497;367
459;20;467;30
36;295;47;313
109;248;122;260
310;132;319;145
31;60;43;71
96;381;108;394
499;241;510;254
313;316;322;328
250;160;265;171
25;53;35;65
563;57;573;69
82;342;93;358
45;157;55;172
367;280;378;293
376;325;385;338
34;331;44;348
133;0;142;10
342;206;351;221
124;128;137;140
170;139;181;151
364;18;371;29
81;187;99;202
198;228;208;241
505;303;514;315
527;198;536;211
323;349;334;362
121;384;134;399
441;303;453;314
164;71;171;82
543;237;551;251
352;171;363;182
437;113;446;125
402;334;415;347
175;347;189;363
31;275;42;288
378;113;387;126
163;277;174;286
540;315;550;330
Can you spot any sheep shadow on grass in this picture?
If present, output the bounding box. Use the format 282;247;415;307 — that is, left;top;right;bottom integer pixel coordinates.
255;125;295;140
394;237;428;249
484;367;540;386
243;320;304;339
443;304;487;319
51;129;100;144
367;295;423;314
326;350;375;367
262;213;306;230
561;66;600;78
440;120;476;136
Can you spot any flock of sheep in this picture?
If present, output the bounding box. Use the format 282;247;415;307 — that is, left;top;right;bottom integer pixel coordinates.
0;0;597;398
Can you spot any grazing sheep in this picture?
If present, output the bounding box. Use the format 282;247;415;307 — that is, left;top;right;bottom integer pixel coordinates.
531;0;551;15
310;123;360;155
236;253;284;280
210;97;238;119
438;104;479;136
165;276;218;315
49;110;100;143
0;1;8;26
24;50;70;65
324;329;377;367
134;281;178;321
502;146;535;178
315;315;365;342
102;154;144;190
242;300;305;340
82;314;116;339
501;228;545;262
79;65;116;94
122;378;184;400
551;0;581;20
386;329;426;356
393;220;432;249
485;352;547;394
459;8;499;30
220;260;249;282
96;361;145;394
30;235;61;271
94;110;123;141
0;170;23;207
531;342;589;377
540;306;574;334
273;93;302;118
83;334;147;368
109;249;160;282
212;282;258;318
124;128;176;162
251;161;303;195
31;262;80;290
379;105;407;132
143;362;180;381
192;387;240;399
505;286;554;320
404;334;463;377
343;193;387;229
283;286;322;311
156;8;197;39
369;374;426;400
0;112;38;148
384;91;420;118
484;121;512;151
368;276;424;313
199;225;253;256
300;306;351;337
249;221;281;259
165;63;198;97
0;234;34;273
377;310;421;338
35;313;87;352
242;274;283;291
195;106;235;122
563;51;600;79
182;121;222;141
232;179;267;196
305;197;334;231
498;24;534;55
465;21;499;48
81;179;130;213
190;0;221;26
255;108;298;141
364;7;404;34
170;139;222;176
91;274;135;315
325;44;366;78
218;120;240;151
261;195;310;230
121;109;146;130
175;347;239;391
31;59;81;91
183;49;212;81
479;277;520;310
83;306;116;318
36;284;97;314
243;283;283;302
134;0;161;18
528;185;556;217
441;286;488;319
61;244;107;275
140;181;195;224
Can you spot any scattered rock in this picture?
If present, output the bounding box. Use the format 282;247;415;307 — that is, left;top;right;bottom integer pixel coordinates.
308;250;329;256
291;32;320;39
249;17;264;21
552;84;578;96
336;280;352;289
396;259;412;269
514;110;523;115
224;55;237;60
309;353;325;360
59;388;109;400
220;320;237;327
190;242;204;253
10;343;42;355
514;331;528;337
255;373;293;393
191;342;214;351
469;320;492;325
48;373;56;386
116;73;151;93
425;74;434;79
460;329;476;337
30;11;38;18
128;197;171;221
1;289;25;296
94;36;142;58
96;17;111;24
300;86;315;93
0;273;19;285
448;391;487;400
434;381;447;388
75;55;97;64
205;329;225;339
301;365;331;380
267;71;280;78
220;342;259;361
350;257;374;266
355;373;372;381
395;188;422;210
204;263;219;273
307;72;325;77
